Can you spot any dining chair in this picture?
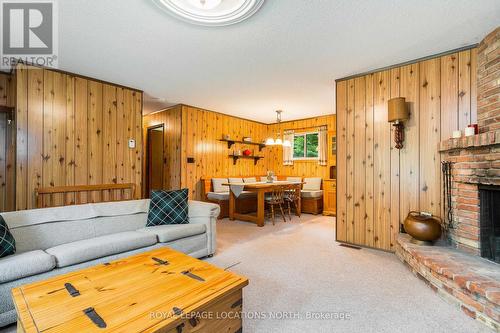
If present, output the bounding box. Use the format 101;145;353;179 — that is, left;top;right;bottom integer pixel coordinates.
284;184;301;221
265;185;287;225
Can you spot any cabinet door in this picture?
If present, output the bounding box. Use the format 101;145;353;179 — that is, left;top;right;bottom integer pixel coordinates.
323;181;336;216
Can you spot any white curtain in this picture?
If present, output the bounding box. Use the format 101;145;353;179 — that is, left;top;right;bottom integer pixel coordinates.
283;130;294;166
318;125;328;166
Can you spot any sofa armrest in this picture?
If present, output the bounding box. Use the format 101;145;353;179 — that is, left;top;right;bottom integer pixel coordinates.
188;200;220;256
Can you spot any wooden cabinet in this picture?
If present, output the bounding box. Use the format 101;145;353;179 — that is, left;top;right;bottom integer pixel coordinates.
323;179;336;216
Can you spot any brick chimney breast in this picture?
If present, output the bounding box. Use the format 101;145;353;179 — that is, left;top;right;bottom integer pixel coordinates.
477;27;500;134
440;27;500;255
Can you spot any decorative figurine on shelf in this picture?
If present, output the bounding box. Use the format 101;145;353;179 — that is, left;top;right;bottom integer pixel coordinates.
266;171;275;183
243;149;252;156
243;137;252;143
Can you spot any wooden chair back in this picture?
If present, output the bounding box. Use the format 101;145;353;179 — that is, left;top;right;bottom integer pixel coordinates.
268;185;286;204
35;183;136;208
285;184;301;202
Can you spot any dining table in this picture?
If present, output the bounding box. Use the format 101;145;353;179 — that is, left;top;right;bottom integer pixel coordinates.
223;181;303;227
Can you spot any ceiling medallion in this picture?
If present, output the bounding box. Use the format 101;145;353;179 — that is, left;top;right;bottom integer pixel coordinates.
153;0;265;26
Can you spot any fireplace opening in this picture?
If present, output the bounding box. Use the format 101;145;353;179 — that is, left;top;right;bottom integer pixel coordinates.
479;185;500;263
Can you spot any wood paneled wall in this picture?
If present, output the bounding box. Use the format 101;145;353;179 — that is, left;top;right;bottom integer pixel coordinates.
267;115;336;179
143;105;336;201
0;73;16;212
181;105;270;201
15;64;143;210
142;105;183;195
336;47;477;251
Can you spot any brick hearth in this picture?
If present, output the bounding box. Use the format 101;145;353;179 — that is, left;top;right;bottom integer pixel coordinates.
396;235;500;331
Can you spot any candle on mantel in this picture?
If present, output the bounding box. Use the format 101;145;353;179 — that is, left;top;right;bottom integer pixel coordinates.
452;130;462;139
465;127;475;137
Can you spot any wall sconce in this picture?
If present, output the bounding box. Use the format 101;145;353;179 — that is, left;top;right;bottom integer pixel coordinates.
388;97;409;149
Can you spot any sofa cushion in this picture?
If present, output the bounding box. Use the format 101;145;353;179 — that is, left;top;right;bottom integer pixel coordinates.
303;177;322;191
46;231;158;268
207;192;230;201
228;178;244;184
0;216;15;258
0;250;56;283
4;200;150;254
138;224;206;243
147;189;189;226
243;177;257;183
212;178;229;193
301;190;323;198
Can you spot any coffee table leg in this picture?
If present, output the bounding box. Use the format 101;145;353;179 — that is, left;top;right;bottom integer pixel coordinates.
229;191;235;221
257;190;265;227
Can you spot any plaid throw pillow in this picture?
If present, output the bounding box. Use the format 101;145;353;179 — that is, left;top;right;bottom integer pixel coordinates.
0;215;15;258
147;189;189;226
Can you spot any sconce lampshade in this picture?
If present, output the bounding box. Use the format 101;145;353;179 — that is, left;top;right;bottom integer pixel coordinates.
388;97;409;123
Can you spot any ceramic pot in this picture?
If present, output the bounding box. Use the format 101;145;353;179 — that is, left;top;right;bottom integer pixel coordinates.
243;149;252;156
404;211;442;242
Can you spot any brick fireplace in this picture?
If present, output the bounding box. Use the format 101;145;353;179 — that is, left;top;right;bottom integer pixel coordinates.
440;26;500;257
396;27;500;331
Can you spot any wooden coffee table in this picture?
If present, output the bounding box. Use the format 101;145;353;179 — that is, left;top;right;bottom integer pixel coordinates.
12;248;248;333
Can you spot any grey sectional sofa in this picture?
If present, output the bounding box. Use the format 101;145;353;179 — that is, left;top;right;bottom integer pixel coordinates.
0;199;219;328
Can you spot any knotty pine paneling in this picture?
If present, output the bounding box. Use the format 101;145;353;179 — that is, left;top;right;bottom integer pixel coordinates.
336;82;347;242
419;58;442;218
353;76;366;245
336;47;478;252
389;68;401;251
15;65;143;210
267;115;336;179
345;80;355;244
0;72;15;212
144;105;336;201
181;105;271;201
364;74;375;247
373;70;391;251
142;105;183;197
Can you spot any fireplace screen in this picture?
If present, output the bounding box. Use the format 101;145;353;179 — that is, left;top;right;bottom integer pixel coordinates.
479;185;500;263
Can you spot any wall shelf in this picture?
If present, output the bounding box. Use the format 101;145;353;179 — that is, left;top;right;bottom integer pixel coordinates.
219;139;266;152
229;154;263;165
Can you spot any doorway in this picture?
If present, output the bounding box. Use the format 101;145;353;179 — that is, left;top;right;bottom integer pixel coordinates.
146;125;165;197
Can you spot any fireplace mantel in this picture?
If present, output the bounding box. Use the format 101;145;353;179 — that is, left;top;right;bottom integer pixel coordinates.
440;130;500;152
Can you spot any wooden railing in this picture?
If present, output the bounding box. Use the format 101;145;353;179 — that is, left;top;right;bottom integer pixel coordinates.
35;183;136;208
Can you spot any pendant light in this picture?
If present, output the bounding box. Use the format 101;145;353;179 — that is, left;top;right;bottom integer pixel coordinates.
266;110;292;147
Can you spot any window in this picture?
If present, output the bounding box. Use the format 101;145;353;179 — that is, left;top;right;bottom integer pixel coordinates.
293;132;319;159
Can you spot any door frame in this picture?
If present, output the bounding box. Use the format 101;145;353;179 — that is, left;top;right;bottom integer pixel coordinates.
145;124;165;198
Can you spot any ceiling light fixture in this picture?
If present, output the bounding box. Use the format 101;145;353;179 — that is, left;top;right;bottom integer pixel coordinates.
187;0;222;10
266;110;291;147
153;0;265;26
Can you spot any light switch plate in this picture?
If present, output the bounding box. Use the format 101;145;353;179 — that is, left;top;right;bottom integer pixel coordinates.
128;139;136;149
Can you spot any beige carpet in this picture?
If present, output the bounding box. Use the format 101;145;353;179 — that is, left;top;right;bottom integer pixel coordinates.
1;214;493;333
206;214;493;333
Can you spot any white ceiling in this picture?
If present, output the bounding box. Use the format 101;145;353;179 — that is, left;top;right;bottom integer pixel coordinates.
58;0;500;123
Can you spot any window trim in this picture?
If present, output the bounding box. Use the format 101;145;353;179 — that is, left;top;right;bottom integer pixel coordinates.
292;131;319;161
